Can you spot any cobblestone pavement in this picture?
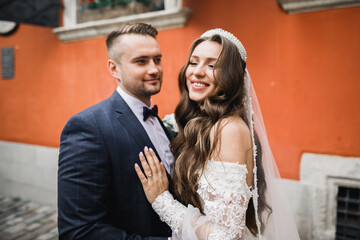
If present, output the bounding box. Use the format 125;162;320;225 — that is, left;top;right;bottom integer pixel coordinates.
0;196;58;240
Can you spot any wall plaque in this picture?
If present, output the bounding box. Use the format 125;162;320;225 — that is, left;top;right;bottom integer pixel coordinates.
1;47;14;79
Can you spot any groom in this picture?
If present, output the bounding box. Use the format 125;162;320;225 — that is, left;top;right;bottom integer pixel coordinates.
58;23;174;239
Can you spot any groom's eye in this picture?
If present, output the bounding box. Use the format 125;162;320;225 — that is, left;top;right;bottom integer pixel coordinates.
154;58;161;64
135;59;146;64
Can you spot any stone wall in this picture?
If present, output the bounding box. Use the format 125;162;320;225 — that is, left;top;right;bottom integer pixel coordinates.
0;141;58;206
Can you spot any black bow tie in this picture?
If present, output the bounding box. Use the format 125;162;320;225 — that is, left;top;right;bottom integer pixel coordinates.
143;105;158;121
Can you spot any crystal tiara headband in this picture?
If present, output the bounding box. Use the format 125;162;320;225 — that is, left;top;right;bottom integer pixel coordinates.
201;28;247;62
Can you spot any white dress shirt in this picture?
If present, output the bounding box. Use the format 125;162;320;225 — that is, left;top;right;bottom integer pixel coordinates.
116;87;174;175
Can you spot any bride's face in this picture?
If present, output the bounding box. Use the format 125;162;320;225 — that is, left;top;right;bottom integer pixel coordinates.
186;40;221;103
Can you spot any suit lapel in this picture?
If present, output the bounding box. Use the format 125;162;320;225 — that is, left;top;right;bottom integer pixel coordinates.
110;91;167;162
110;92;153;150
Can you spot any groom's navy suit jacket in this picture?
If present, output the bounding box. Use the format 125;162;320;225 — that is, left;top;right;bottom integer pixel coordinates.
58;91;172;239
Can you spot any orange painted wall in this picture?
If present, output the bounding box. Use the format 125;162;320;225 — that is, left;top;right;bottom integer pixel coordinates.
1;0;359;179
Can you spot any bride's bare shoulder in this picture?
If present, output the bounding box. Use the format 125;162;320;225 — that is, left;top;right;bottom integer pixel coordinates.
220;117;249;134
211;117;252;164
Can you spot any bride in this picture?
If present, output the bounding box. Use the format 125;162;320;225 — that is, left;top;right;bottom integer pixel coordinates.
134;29;300;240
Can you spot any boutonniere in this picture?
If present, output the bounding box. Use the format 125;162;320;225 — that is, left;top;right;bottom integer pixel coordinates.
162;113;178;134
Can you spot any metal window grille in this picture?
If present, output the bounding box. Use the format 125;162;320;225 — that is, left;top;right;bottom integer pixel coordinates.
336;186;360;240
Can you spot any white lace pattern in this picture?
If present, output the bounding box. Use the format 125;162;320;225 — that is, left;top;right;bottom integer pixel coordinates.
152;160;252;240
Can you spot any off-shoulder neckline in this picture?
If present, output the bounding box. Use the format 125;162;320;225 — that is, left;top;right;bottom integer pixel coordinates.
208;159;248;168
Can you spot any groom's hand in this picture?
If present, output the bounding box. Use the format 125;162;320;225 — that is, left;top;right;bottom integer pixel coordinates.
135;146;169;204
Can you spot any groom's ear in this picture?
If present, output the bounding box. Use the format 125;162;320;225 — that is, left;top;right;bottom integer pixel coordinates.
107;59;121;79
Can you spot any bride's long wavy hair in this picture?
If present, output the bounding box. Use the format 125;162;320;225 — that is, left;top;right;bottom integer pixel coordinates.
171;34;271;236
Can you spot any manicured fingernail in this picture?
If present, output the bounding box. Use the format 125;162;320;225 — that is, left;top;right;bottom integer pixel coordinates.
149;148;154;152
135;163;139;168
144;146;148;151
139;152;144;157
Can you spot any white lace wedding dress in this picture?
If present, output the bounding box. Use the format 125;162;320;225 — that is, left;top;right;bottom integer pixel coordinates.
152;160;254;240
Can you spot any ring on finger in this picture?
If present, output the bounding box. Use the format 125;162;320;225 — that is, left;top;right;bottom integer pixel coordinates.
148;173;152;178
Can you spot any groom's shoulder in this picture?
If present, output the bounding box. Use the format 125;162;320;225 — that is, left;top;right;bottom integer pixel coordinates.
67;93;117;123
79;91;120;115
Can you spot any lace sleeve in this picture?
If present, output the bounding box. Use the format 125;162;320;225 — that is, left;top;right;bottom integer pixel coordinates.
152;160;252;240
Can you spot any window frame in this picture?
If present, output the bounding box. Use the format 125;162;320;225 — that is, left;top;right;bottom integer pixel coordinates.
53;0;191;42
277;0;360;13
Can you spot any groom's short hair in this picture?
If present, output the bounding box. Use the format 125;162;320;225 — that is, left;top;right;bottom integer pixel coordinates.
106;23;158;57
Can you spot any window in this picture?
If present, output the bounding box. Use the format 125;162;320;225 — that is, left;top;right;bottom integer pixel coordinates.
336;186;360;240
277;0;360;13
77;0;165;24
54;0;191;42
